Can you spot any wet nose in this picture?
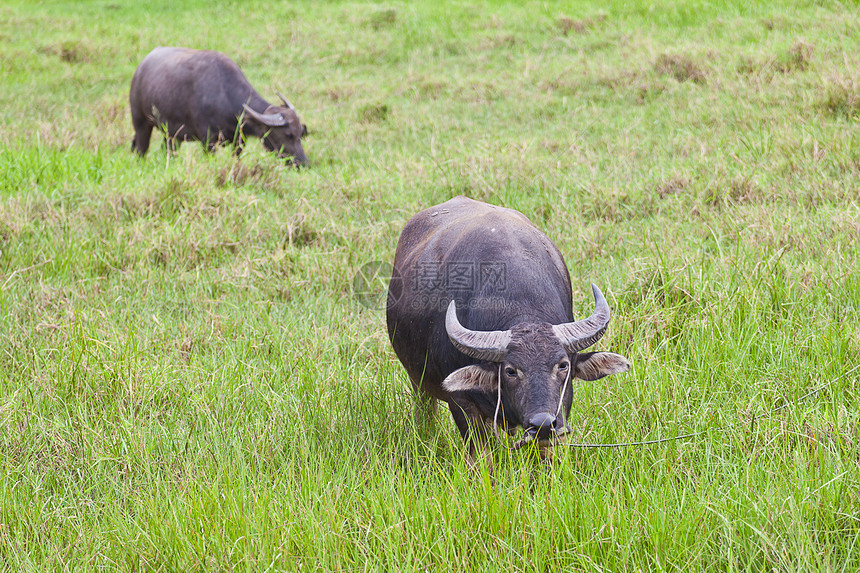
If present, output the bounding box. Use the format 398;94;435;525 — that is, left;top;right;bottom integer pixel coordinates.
526;413;559;439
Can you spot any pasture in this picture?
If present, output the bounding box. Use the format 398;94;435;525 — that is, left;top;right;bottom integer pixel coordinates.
1;0;859;570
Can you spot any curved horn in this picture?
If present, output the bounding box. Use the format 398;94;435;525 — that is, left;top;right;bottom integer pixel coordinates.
275;91;295;110
445;300;511;362
242;104;287;127
552;284;611;353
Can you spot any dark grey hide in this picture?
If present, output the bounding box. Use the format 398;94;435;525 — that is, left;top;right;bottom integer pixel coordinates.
386;196;630;458
129;47;308;165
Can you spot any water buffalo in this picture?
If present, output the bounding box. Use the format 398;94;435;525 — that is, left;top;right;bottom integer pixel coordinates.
386;197;630;463
129;47;308;165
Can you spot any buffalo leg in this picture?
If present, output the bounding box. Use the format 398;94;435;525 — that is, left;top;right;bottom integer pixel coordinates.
203;131;223;154
131;124;153;157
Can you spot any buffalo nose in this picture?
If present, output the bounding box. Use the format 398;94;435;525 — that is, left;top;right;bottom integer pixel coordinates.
526;413;558;439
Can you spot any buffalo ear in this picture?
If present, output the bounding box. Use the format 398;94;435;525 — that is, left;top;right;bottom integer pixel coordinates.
442;363;498;393
301;124;308;137
574;352;631;381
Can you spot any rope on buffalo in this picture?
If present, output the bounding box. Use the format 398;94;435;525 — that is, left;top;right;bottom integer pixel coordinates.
492;363;503;442
556;363;571;425
503;362;860;450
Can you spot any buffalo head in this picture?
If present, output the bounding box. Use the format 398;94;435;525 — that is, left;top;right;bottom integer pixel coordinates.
442;284;630;445
242;92;308;166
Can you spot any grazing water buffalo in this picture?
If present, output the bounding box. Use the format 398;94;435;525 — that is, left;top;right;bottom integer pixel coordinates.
129;47;308;165
386;197;630;462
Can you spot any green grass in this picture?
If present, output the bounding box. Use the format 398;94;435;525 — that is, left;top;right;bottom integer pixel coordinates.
1;0;859;570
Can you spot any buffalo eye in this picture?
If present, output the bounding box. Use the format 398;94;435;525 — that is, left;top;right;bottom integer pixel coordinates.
504;367;517;378
559;361;569;371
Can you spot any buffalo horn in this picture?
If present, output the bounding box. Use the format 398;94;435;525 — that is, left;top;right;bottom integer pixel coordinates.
275;91;296;110
552;284;611;353
242;104;287;127
445;300;511;363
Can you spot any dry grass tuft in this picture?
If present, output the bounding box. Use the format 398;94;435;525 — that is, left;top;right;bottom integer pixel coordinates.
759;16;791;31
655;53;706;84
327;86;356;102
359;103;391;123
367;8;397;30
656;177;689;199
738;40;815;81
728;176;761;202
215;162;279;190
819;75;860;119
702;175;766;205
413;79;447;101
782;40;814;71
556;14;605;35
283;213;320;248
635;78;668;103
41;40;92;63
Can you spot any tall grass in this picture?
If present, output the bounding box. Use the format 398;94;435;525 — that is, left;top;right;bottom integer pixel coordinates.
0;0;859;570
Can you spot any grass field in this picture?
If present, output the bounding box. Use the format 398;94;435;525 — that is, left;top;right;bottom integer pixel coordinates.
1;0;859;570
